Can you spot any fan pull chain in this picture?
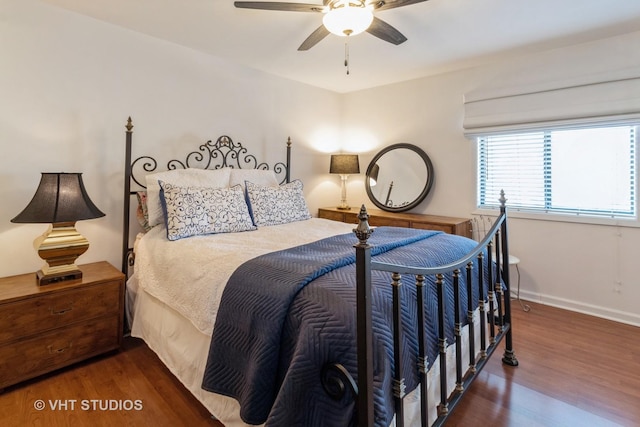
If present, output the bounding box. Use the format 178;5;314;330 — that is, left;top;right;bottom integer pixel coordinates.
344;37;350;75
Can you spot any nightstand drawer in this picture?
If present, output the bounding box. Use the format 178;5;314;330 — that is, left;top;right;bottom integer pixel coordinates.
0;314;120;389
0;281;121;344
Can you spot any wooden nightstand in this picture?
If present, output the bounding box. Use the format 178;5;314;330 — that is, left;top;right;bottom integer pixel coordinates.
318;207;472;237
0;261;125;390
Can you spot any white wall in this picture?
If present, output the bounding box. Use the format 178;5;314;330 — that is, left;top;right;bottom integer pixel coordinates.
343;32;640;326
2;0;638;326
0;0;342;277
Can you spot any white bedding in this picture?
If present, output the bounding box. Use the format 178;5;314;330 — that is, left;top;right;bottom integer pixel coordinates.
129;275;484;427
130;281;251;426
134;218;356;334
129;217;488;426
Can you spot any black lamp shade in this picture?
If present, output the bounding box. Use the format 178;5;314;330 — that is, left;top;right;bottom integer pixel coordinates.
11;173;105;224
330;154;360;175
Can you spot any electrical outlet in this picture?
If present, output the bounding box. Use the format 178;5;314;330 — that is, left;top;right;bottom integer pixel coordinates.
613;280;622;294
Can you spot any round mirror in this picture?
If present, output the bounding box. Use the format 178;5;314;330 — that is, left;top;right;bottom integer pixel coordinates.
365;143;434;212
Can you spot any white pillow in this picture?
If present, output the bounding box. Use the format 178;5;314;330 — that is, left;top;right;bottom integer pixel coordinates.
145;168;231;227
229;168;278;189
159;182;256;241
245;179;311;226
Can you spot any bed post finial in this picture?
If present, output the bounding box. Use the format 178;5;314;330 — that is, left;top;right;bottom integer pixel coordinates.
499;189;507;208
287;136;292;147
353;205;374;246
126;117;133;133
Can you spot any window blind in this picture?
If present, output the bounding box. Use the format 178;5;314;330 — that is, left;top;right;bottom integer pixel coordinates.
478;125;637;219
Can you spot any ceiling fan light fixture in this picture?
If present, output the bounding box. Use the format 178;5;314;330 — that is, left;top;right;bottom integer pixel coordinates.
323;3;374;37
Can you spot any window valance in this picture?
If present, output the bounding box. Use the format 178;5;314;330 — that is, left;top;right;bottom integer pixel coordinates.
463;67;640;135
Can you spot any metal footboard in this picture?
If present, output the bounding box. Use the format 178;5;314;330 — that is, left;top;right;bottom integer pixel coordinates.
353;191;518;426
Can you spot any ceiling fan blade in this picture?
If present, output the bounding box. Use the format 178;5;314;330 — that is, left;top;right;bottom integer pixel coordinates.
234;2;324;12
371;0;429;12
366;17;407;45
298;25;330;51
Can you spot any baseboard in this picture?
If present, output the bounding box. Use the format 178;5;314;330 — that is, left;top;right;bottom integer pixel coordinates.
517;290;640;327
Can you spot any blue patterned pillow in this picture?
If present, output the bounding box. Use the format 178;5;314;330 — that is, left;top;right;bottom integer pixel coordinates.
159;181;256;241
245;179;312;226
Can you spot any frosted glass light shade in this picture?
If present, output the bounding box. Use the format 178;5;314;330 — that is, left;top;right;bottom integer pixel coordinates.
323;4;374;37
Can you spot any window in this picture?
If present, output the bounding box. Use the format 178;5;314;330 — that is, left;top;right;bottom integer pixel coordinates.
478;124;637;219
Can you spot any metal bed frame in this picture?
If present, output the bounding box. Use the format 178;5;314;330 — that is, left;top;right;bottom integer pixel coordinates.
351;193;518;426
121;117;517;426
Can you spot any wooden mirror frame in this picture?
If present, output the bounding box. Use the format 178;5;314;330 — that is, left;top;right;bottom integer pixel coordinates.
365;143;434;212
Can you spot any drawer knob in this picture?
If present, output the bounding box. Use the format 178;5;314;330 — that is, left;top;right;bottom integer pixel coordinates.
47;342;72;354
50;304;74;315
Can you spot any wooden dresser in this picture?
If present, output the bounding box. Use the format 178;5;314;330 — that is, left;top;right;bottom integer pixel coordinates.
0;261;125;390
318;206;472;238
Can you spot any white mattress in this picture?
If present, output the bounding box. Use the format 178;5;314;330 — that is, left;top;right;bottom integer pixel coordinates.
128;218;488;426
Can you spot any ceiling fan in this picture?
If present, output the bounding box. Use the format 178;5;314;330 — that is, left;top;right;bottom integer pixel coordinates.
234;0;429;51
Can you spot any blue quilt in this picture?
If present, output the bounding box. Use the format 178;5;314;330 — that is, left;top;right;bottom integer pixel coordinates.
202;227;484;426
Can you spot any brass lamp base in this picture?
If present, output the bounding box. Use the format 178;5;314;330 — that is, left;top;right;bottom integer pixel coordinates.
336;205;352;210
34;222;88;286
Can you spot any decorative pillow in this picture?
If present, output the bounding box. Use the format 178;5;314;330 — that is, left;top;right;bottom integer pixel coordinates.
229;168;279;189
135;191;152;232
146;168;231;227
245;179;311;227
159;181;256;241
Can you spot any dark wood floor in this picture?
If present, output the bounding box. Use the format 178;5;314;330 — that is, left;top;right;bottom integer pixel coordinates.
1;301;638;426
447;301;640;427
0;337;220;427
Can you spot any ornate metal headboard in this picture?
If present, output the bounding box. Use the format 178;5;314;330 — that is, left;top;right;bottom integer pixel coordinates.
122;117;292;274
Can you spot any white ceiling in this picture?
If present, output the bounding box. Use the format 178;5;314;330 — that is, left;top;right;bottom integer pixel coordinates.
42;0;640;93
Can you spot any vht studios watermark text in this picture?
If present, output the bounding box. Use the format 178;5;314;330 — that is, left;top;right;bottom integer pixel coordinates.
34;399;143;411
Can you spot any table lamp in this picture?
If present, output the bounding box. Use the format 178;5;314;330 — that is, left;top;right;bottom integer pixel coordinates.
330;154;360;210
11;173;105;285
